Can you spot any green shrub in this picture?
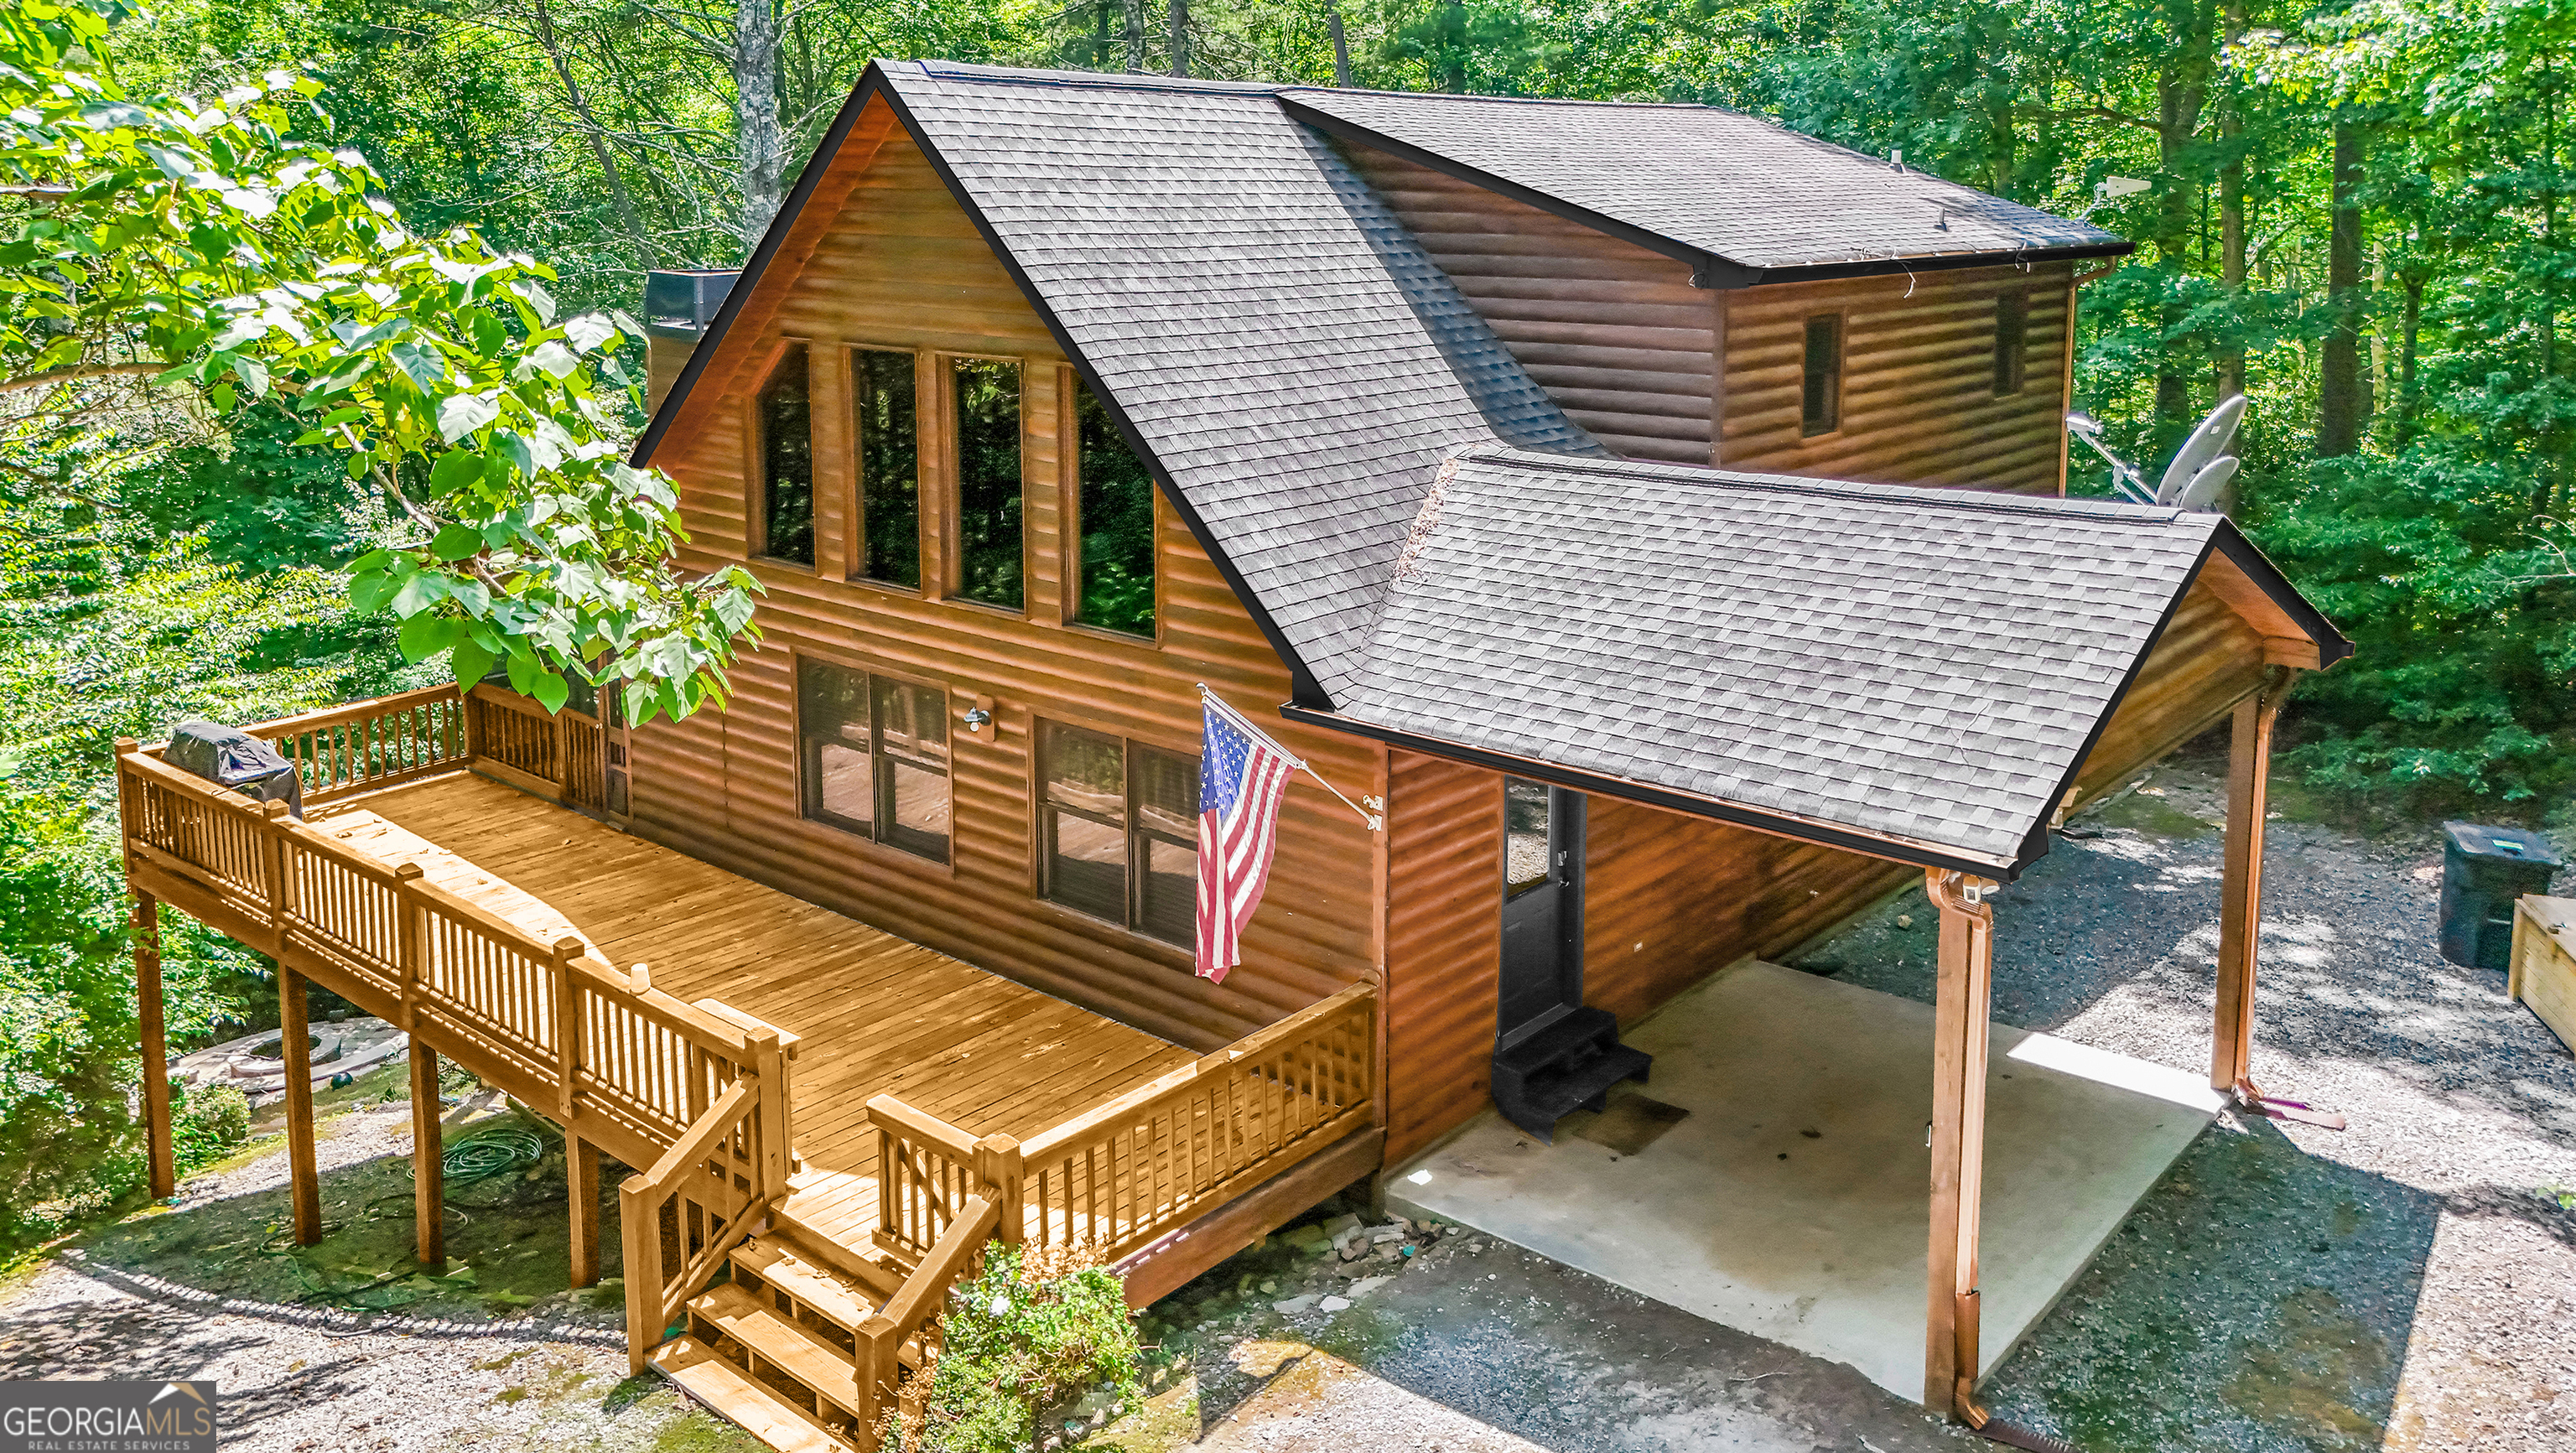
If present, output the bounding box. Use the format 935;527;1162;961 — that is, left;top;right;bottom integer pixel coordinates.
886;1241;1143;1452
170;1081;251;1175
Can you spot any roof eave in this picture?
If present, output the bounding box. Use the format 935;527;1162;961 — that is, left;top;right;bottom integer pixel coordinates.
631;64;895;468
1277;703;2031;881
2210;521;2355;667
1278;95;2132;290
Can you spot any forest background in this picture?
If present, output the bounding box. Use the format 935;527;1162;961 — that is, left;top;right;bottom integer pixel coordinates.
3;0;2567;1243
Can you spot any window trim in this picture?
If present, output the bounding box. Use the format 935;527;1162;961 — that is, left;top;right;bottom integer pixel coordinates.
788;648;959;874
1800;311;1845;440
747;338;818;572
1031;711;1202;956
1062;365;1166;646
1992;291;2030;397
841;341;928;599
940;350;1032;618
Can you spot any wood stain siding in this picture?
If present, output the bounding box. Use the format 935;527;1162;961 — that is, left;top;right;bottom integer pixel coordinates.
1722;266;2075;492
1580;797;1914;1028
633;117;1380;1052
1335;143;1717;465
1381;750;1504;1165
2072;579;2271;804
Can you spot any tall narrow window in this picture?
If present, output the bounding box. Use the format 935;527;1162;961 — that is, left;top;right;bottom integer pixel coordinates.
757;344;814;565
854;348;920;587
1800;314;1841;437
1039;721;1200;947
1993;292;2028;396
795;658;951;864
1074;381;1156;636
953;357;1023;609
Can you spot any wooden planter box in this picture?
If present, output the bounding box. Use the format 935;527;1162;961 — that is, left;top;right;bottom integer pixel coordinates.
2508;895;2576;1053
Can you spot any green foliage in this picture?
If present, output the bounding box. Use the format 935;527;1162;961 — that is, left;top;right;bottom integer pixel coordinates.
891;1243;1142;1453
0;0;759;722
0;781;139;1248
171;1079;251;1175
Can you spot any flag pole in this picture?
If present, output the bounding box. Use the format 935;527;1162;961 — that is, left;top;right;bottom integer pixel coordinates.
1197;684;1383;832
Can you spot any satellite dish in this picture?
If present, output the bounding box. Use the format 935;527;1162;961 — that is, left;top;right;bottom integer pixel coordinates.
2172;455;2238;512
2155;394;2246;505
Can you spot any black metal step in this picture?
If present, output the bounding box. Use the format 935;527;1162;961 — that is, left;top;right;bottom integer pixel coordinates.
1492;1006;1650;1143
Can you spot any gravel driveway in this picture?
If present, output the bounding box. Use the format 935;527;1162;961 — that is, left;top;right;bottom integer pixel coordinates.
1820;742;2576;1451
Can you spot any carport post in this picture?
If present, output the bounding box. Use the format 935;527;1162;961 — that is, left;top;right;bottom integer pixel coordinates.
1924;869;1997;1417
2212;672;2293;1094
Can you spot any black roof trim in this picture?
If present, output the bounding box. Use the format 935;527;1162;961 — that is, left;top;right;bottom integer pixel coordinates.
1279;703;2028;880
1277;97;1757;288
631;70;891;467
2213;521;2355;667
1280;96;2132;288
871;71;1331;707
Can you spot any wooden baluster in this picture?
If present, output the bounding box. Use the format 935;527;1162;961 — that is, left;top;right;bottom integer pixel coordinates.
551;937;584;1120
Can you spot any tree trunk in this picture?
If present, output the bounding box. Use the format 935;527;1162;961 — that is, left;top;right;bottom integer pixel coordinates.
732;0;784;247
1123;0;1144;72
1168;0;1190;77
2317;116;2366;459
2153;75;2200;437
2398;272;2425;445
2216;0;2247;401
1327;7;1353;87
530;0;652;272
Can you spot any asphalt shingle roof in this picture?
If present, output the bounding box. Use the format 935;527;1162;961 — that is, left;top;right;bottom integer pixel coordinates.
882;62;1602;698
1332;447;2223;868
1282;88;2126;274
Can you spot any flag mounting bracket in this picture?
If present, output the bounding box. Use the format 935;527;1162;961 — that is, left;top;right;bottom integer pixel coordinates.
1197;684;1384;832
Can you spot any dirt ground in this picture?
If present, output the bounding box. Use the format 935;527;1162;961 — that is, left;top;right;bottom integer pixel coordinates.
6;739;2572;1450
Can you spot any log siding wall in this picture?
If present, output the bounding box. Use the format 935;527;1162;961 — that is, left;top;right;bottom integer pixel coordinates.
634;114;1382;1051
1334;143;1719;465
1721;268;2075;492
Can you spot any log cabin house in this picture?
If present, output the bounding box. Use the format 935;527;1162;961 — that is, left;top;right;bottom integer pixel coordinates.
115;60;2348;1450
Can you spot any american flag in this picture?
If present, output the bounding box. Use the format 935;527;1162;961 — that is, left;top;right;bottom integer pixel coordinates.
1195;698;1295;983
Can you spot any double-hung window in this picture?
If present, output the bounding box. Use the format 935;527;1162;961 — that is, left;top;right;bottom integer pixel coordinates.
1038;720;1198;947
797;657;952;864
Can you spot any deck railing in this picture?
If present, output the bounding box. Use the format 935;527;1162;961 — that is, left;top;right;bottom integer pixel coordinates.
259;683;471;805
116;712;792;1373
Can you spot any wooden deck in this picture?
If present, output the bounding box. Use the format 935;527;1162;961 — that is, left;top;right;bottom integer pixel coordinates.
314;771;1196;1249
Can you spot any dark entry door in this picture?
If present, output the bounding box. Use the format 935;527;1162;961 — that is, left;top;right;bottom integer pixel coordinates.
1499;777;1585;1038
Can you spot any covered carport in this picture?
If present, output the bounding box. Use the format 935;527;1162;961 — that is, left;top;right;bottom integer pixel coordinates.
1294;446;2350;1422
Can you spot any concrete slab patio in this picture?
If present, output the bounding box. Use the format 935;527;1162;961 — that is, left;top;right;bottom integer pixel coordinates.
1386;959;2225;1400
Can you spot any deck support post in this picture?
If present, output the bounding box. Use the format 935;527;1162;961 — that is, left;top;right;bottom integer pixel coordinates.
133;890;175;1201
568;1134;601;1289
2213;672;2293;1095
411;1038;444;1269
1924;869;1997;1419
280;966;324;1246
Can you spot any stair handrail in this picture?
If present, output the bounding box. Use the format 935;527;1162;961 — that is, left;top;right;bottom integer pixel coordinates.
619;1045;782;1373
855;1192;998;1443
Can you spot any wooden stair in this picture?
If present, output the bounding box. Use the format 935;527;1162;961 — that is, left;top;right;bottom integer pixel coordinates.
651;1225;893;1452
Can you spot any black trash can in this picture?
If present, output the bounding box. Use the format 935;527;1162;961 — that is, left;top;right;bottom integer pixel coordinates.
2439;823;2563;971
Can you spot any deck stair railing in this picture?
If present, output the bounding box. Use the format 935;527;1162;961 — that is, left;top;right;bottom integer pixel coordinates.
822;979;1377;1442
114;691;793;1375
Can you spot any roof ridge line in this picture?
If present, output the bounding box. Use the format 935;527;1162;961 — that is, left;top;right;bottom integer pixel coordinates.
1466;445;2188;525
908;58;1290;97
